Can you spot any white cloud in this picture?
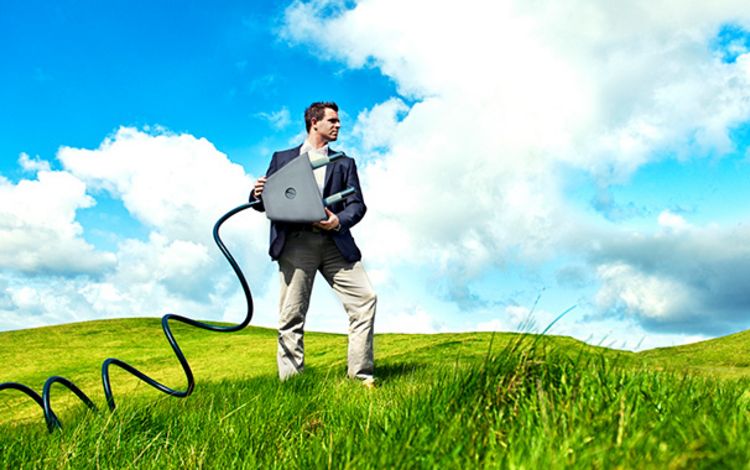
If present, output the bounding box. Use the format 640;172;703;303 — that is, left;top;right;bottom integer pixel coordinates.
59;127;258;243
256;107;292;130
284;0;750;259
0;169;115;274
475;305;532;332
376;306;441;334
657;210;690;232
112;234;213;302
1;127;273;332
282;1;750;335
0;273;104;330
595;262;693;322
475;319;505;333
18;152;51;173
590;221;750;334
352;97;408;153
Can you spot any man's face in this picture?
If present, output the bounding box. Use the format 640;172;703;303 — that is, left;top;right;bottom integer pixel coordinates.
312;108;341;143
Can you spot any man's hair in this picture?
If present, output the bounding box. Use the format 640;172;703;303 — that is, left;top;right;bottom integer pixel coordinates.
304;101;338;132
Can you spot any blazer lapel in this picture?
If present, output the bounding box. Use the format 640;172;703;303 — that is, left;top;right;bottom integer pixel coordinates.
323;147;338;197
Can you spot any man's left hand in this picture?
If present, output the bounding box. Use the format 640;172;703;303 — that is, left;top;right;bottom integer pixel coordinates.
314;208;340;231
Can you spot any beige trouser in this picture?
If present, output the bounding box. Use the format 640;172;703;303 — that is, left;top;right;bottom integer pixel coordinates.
277;230;377;381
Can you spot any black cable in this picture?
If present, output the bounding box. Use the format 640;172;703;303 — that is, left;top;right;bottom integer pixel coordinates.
0;201;258;432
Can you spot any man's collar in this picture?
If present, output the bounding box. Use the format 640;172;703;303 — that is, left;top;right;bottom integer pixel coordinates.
300;139;329;155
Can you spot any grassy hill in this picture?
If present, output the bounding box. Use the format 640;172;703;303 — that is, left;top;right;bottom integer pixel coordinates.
639;329;750;378
1;318;750;468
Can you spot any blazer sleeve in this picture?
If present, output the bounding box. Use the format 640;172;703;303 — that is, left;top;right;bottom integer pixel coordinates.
248;152;280;212
335;158;367;230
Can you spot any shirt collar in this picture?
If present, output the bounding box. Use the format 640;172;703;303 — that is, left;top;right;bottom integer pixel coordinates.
300;140;329;156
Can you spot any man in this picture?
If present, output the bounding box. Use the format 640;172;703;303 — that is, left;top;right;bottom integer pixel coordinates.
250;102;377;387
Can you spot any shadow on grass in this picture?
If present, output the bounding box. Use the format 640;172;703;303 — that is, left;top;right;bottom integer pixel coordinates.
376;361;426;382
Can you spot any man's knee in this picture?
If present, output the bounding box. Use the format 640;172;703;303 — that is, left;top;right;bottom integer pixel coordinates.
357;288;376;312
365;289;377;306
351;290;376;323
279;309;307;334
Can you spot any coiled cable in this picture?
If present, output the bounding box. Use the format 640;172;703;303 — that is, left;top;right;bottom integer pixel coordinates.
0;201;258;432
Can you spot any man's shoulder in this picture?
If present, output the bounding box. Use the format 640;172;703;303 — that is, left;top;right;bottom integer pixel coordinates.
273;145;303;158
329;148;356;163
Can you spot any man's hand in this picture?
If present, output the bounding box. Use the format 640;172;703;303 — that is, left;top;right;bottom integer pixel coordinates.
253;176;267;199
314;208;341;231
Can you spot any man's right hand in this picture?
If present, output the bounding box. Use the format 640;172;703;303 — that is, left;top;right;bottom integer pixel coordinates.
253;176;267;199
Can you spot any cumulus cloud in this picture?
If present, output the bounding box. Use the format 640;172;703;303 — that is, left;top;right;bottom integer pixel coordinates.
282;0;750;336
0;169;115;274
61;127;271;309
352;98;408;154
256;107;292;129
59;127;259;242
376;306;442;334
591;220;750;334
595;263;693;323
1;127;274;332
477;305;534;332
18;152;51;173
657;210;690;232
284;1;750;265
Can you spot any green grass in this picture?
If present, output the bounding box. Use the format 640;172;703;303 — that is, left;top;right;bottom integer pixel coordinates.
2;318;750;468
639;329;750;379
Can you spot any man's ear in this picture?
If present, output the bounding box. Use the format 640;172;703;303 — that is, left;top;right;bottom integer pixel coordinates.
311;118;318;131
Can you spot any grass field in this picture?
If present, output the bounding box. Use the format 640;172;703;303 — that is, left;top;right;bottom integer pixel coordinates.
2;318;750;468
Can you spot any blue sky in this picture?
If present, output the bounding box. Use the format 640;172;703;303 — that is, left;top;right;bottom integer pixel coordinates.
2;1;750;351
0;1;395;171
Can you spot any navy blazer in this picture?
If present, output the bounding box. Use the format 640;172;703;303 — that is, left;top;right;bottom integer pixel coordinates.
250;145;367;263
